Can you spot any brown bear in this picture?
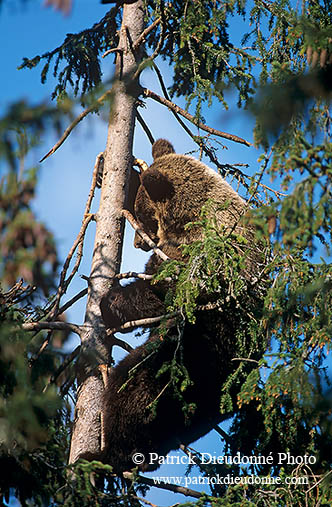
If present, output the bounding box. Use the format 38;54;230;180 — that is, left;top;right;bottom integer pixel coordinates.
101;140;265;473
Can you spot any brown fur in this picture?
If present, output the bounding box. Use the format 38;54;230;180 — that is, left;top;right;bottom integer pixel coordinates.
102;140;264;473
135;152;248;256
151;138;175;160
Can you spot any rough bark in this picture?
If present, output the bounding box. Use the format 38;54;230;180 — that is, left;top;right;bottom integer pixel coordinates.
68;0;145;465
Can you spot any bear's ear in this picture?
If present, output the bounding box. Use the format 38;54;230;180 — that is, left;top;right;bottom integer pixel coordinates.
141;168;174;202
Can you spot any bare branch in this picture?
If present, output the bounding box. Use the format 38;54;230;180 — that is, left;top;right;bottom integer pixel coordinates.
247;150;272;206
106;311;179;335
48;153;101;319
102;47;123;59
58;288;88;315
122;209;169;261
22;321;82;336
180;444;211;474
151;63;250;183
231;357;260;364
133;17;161;50
133;20;166;80
107;335;133;353
47;213;94;320
213;425;234;447
115;271;153;281
152;64;203;142
143;88;252;147
85;152;103;214
136;109;155;144
40;91;112;162
43;345;81;392
129;496;162;507
29;330;53;366
123;472;202;499
115;270;172;283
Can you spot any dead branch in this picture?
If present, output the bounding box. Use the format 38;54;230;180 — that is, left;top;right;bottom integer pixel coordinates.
48;153;101;319
106;311;180;335
22;321;82;336
115;271;153;281
82;270;171;283
213;425;234;447
143;88;252;147
129;496;169;507
180;444;211;474
102;47;123;59
151;64;250;183
107;335;133;353
43;345;81;392
122;472;202;499
58;288;88;315
29;289;88;366
39;90;112;162
133;19;166;80
85;152;104;213
231;357;260;363
1;280;34;303
133;17;161;50
47;213;94;320
42;337;133;393
136;109;155;144
29;330;53;366
122;209;169;261
246;150;272;206
152;63;206;144
115;270;173;283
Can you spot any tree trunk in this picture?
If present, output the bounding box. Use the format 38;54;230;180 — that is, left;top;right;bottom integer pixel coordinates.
68;0;145;465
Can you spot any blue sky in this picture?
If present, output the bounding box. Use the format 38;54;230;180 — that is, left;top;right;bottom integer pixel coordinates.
1;2;271;504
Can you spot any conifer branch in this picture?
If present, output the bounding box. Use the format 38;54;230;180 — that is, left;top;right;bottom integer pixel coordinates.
39;91;112;162
142;88;252;147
